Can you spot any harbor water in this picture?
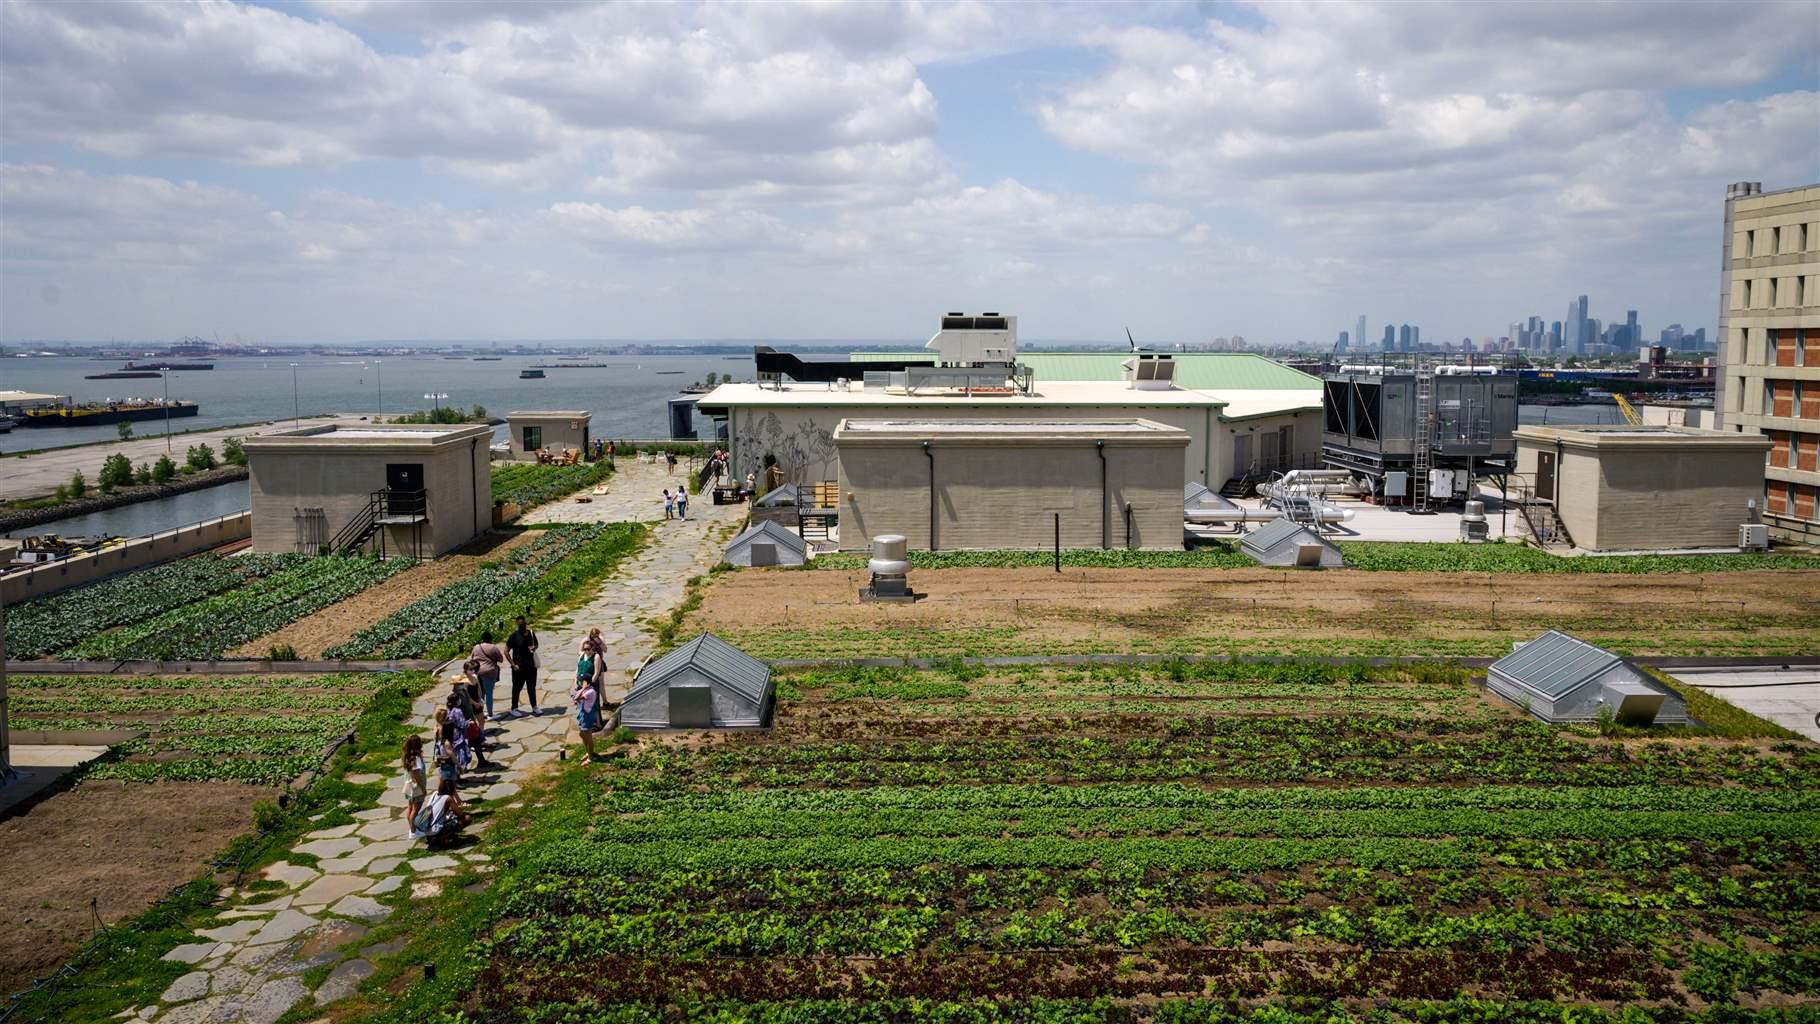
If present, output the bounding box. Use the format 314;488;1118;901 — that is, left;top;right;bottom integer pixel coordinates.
2;480;250;540
0;352;748;454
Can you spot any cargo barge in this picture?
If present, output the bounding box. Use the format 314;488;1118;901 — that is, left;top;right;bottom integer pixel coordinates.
85;370;164;380
124;360;213;371
18;399;201;428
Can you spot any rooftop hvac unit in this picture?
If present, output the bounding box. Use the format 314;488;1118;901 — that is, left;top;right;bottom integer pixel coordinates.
1739;523;1769;551
1123;354;1177;390
926;312;1017;366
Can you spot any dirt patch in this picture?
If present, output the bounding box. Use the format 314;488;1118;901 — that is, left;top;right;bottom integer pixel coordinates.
0;779;265;994
688;566;1820;658
229;531;543;658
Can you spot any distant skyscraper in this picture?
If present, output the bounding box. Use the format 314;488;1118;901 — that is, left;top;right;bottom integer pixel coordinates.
1397;324;1411;350
1381;324;1396;351
1562;294;1591;353
1411;326;1420;349
1336;330;1349;351
1356;315;1368;352
1625;309;1640;349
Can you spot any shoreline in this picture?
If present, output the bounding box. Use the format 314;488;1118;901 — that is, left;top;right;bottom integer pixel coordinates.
0;466;249;534
1;418;290;459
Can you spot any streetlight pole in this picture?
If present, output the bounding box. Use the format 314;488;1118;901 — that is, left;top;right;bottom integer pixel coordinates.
290;363;300;427
162;370;172;453
376;359;382;417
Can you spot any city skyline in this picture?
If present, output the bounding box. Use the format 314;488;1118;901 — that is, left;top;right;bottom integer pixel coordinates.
2;1;1816;345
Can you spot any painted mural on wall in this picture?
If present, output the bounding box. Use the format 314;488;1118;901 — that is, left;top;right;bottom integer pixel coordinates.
740;411;838;484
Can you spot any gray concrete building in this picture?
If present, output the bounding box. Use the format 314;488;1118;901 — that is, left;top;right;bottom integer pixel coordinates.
243;423;492;558
834;418;1189;552
505;410;592;461
1715;182;1820;540
1513;424;1770;551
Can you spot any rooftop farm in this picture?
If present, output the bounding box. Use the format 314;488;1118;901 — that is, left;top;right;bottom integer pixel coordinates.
490;459;613;510
386;662;1818;1022
0;671;425;996
684;562;1820;659
8;552;409;661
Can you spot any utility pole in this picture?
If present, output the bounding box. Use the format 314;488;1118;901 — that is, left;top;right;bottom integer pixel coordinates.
162;370;172;452
376;359;383;416
290;363;300;427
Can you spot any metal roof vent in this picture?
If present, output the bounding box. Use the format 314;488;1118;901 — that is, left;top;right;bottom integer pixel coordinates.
1239;519;1344;568
860;533;915;603
1486;630;1689;725
1122;353;1177;390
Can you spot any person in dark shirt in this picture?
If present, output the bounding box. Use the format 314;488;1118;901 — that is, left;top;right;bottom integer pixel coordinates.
506;615;540;717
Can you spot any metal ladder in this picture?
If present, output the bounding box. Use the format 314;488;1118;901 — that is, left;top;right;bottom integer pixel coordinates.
1410;372;1433;513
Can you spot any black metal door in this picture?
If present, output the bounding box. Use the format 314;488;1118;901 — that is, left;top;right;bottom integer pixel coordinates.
1535;452;1555;501
386;463;425;514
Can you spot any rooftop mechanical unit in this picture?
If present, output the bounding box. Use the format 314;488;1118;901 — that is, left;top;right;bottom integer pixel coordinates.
1486;630;1689;726
859;533;916;603
1321;363;1518;508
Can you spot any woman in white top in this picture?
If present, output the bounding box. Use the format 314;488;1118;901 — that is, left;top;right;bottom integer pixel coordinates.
400;735;427;835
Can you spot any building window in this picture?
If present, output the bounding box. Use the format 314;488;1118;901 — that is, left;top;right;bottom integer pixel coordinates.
1797;381;1806;419
1793;432;1803;469
1788;484;1798;516
1747;229;1757;257
1802;222;1811;252
1773;226;1783;255
1765;379;1777;415
1768;331;1779;364
521;425;543;452
1769;277;1780;307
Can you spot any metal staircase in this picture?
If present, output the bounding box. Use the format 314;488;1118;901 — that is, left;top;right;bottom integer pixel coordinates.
1219;466;1256;499
330;488;428;559
1409;371;1434;513
332;491;386;555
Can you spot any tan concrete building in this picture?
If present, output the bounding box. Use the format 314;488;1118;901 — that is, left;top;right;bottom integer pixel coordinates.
244;423;492;558
506;410;592;461
834;418;1189;551
697;362;1321;494
1716;182;1820;539
1514;424;1770;551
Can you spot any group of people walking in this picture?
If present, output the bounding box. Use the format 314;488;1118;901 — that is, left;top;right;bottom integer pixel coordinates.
400;615;621;845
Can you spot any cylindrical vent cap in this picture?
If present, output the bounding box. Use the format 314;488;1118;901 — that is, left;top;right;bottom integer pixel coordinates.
872;534;908;561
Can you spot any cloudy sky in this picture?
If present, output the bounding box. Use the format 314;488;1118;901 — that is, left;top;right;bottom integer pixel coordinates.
2;1;1816;346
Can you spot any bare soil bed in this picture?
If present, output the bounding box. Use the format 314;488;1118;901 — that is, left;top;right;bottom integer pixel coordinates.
0;780;265;995
686;566;1820;658
228;530;542;658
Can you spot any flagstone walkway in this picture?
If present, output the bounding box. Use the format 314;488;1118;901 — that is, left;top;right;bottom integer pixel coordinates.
118;461;745;1023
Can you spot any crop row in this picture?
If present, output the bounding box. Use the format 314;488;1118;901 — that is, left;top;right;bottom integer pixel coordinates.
322;523;643;659
490;460;613;508
802;542;1820;574
434;998;1820;1024
610;733;1812;791
500;858;1817;920
594;781;1820;815
488;900;1773;961
7;552;301;658
64;554;409;661
483;946;1681;1004
10;673;411;785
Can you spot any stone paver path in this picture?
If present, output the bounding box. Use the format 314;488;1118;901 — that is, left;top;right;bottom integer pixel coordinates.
119;459;745;1023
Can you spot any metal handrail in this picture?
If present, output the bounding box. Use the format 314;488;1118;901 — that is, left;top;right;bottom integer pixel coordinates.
329;490;385;553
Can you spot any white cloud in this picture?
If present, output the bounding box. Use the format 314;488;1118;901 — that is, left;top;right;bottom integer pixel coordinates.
1035;1;1820;333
